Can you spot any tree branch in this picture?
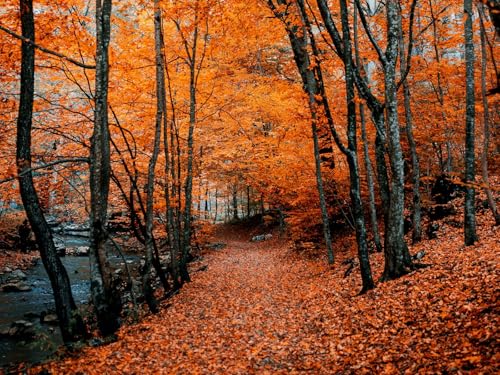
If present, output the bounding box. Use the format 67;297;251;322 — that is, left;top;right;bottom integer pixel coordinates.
0;24;96;69
0;157;89;184
396;0;418;91
354;0;387;66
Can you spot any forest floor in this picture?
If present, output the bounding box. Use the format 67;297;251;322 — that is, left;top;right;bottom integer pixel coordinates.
28;211;499;374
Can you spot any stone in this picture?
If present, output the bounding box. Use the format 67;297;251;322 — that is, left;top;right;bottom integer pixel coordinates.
7;320;36;339
113;268;123;276
9;269;27;280
412;250;426;260
41;314;58;325
2;282;32;292
74;246;89;256
251;233;273;242
206;242;226;250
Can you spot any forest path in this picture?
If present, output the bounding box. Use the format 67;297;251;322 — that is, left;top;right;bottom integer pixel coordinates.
39;225;499;374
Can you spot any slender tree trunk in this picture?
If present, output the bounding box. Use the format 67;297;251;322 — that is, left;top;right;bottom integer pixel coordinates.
311;114;335;264
16;0;86;343
381;0;413;280
232;184;239;220
141;0;167;313
359;107;382;252
373;110;391;237
354;6;382;253
464;0;478;245
429;0;452;174
247;185;251;218
213;188;218;223
164;62;182;290
340;0;374;292
180;17;199;284
478;7;500;225
89;0;121;336
397;3;422;243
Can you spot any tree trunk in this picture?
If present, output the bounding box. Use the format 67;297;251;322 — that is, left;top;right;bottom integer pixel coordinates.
141;0;167;313
312;115;335;265
180;13;199;284
354;6;382;253
373;110;391;239
247;185;251;218
16;0;86;344
164;62;182;290
340;0;374;292
381;0;413;280
397;3;422;243
232;184;239;220
89;0;121;336
478;7;500;225
464;0;478;245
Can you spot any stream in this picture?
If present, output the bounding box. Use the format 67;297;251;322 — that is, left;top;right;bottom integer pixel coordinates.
0;234;139;368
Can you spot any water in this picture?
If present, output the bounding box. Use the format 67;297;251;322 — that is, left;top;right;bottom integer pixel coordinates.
0;256;91;367
0;235;140;368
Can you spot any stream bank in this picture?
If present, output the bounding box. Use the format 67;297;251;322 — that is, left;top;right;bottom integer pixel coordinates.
0;229;140;369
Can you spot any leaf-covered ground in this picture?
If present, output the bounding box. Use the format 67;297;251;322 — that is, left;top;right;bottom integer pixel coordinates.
32;215;498;374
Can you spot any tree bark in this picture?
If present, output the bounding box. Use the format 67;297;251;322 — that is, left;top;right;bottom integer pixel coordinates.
464;0;478;245
397;2;422;243
339;0;374;292
478;6;500;225
89;0;121;336
180;2;201;283
354;6;382;253
164;61;182;290
232;184;239;221
381;0;413;280
141;0;168;314
16;0;86;344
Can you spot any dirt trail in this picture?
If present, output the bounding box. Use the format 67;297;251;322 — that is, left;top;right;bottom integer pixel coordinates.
34;226;499;374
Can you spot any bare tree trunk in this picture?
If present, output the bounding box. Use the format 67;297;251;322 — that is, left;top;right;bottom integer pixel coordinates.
373;110;391;243
464;0;478;246
180;7;200;284
339;0;374;292
16;0;86;343
232;184;239;220
247;185;251;218
213;188;218;223
89;0;121;336
164;61;182;290
141;0;167;313
428;0;453;174
397;3;422;243
312;114;335;264
381;0;413;280
354;6;382;253
478;6;500;225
